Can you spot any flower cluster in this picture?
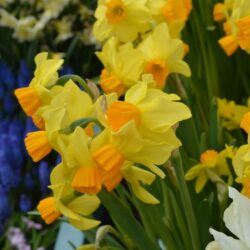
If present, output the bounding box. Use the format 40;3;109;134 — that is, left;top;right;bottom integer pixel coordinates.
15;46;191;230
213;0;250;56
94;0;192;96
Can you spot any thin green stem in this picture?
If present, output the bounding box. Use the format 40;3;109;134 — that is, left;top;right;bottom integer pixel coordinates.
172;150;201;250
54;74;94;100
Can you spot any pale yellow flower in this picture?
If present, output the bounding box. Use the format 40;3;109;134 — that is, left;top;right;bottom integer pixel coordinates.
93;0;151;42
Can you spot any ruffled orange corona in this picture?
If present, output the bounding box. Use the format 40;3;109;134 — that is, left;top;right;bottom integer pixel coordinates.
162;0;192;23
218;35;239;56
37;197;61;224
99;69;126;97
240;112;250;133
106;0;127;24
200;150;219;165
144;59;169;88
92;144;124;191
32;115;45;130
71;167;102;194
24;131;52;162
106;101;141;132
14;87;41;116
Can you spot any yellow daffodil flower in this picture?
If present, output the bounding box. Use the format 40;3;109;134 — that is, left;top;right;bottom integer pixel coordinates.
147;0;192;38
185;147;234;193
217;98;250;130
138;23;191;89
216;0;250;55
93;0;151;42
97;80;191;146
96;37;144;97
56;123;162;204
24;80;94;162
15;52;63;117
37;163;101;230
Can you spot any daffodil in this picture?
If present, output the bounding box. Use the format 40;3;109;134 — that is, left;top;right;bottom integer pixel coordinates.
96;37;144;97
15;52;63;118
185;147;234;193
138;23;191;89
233;136;250;198
57;125;160;204
93;0;151;42
37;163;101;230
147;0;192;38
24;80;94;162
206;187;250;250
216;0;250;55
217;98;250;130
97;80;191;146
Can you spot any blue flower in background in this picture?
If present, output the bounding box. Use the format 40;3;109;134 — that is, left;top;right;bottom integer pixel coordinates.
38;161;51;196
0;61;16;91
19;194;32;213
17;61;31;88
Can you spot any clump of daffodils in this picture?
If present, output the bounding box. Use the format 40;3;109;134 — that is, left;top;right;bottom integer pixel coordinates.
213;0;250;55
15;52;191;229
93;0;192;96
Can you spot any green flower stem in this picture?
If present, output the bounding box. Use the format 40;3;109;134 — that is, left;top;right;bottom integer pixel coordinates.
172;150;201;250
55;74;94;100
59;117;105;134
98;190;159;250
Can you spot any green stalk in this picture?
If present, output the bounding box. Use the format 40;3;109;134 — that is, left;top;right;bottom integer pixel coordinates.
172;150;201;250
98;190;159;250
54;74;94;100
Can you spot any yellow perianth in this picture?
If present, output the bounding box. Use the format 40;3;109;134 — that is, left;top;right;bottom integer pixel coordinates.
218;35;239;56
106;0;126;24
213;3;226;22
200;150;218;164
240;112;250;133
92;144;124;191
32;115;45;130
100;69;126;97
106;101;141;132
162;0;192;23
37;197;61;224
71;167;102;195
25;131;52;162
14;87;41;116
144;59;169;89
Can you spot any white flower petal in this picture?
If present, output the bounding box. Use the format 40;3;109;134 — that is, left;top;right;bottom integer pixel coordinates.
223;187;250;247
209;228;248;250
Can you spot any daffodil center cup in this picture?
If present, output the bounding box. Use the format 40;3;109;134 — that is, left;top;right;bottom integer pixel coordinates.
144;59;169;89
92;144;124;191
106;0;126;24
200;150;218;165
106;101;141;132
100;69;125;97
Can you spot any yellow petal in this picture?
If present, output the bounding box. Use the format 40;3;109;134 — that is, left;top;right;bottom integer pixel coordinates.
67;194;101;216
195;172;208;193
